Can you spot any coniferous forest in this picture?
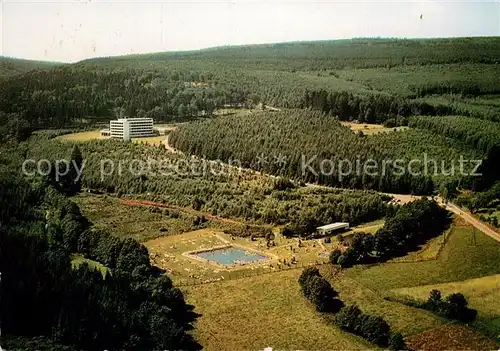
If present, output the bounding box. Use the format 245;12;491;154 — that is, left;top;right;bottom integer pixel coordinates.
0;149;200;350
2;37;500;350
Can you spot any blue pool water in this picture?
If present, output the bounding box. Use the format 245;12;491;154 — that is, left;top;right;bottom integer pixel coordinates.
196;247;268;265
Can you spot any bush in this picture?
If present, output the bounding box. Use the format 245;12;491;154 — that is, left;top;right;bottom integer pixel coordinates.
298;267;320;287
329;249;342;265
298;268;343;313
423;290;477;322
280;227;295;238
358;314;390;346
334;305;391;347
337;254;348;267
335;305;362;331
389;332;408;351
442;293;477;322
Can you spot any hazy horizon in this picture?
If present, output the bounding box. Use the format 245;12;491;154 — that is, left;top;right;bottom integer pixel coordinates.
1;0;499;63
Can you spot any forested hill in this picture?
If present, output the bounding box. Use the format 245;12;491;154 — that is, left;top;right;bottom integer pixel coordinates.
79;37;500;70
2;37;500;137
0;56;61;78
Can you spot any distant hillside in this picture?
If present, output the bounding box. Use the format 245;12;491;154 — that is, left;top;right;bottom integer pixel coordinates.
1;37;500;136
79;37;500;70
0;56;61;79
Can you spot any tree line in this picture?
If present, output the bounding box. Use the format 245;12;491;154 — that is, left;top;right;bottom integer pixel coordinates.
2;37;500;134
329;198;451;267
298;268;408;350
410;116;500;154
86;38;500;71
301;89;453;124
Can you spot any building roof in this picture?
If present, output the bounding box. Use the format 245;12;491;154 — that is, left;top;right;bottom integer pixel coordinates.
116;117;153;122
316;222;349;231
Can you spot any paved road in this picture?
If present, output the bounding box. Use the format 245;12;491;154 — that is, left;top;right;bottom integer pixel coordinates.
438;199;500;243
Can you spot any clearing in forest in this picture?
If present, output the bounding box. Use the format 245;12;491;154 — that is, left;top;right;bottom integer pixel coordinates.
341;121;409;135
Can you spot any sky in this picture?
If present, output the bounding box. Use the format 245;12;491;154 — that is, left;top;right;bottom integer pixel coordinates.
0;0;499;63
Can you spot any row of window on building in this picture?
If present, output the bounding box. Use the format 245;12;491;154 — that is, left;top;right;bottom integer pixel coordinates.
100;118;155;141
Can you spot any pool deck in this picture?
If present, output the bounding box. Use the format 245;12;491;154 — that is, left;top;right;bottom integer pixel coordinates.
182;234;280;269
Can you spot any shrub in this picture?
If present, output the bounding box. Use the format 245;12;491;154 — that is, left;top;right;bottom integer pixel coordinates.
423;290;477;322
298;267;320;287
329;249;342;265
337;254;348;267
298;268;343;313
334;305;391;347
389;332;408;351
358;314;390;346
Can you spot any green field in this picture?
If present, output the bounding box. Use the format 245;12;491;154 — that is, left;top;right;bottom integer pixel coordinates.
390;274;500;340
56;130;167;145
345;222;500;291
71;254;110;276
182;269;371;350
182;219;500;349
391;274;500;320
321;267;444;335
56;130;104;141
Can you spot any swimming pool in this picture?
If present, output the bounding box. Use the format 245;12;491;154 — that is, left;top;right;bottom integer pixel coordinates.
195;246;268;266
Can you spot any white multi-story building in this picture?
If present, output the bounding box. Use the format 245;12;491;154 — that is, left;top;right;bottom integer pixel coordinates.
109;118;154;141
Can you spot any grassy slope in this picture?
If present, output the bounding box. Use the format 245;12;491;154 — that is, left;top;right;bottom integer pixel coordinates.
182;220;500;349
391;274;500;318
390;274;500;339
72;193;209;242
181;262;444;350
182;269;372;351
345;222;500;292
321;267;444;335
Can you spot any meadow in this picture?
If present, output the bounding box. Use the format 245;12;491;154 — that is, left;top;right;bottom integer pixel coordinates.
390;274;500;326
344;220;500;291
56;129;168;145
56;130;104;142
182;269;371;350
72;193;222;242
340;122;408;135
181;218;500;349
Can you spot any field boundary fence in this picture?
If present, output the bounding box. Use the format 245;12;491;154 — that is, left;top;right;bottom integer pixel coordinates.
175;259;331;287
